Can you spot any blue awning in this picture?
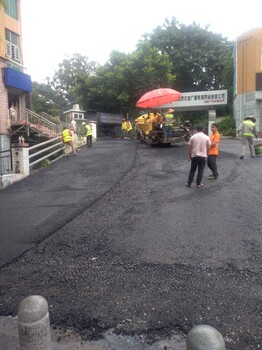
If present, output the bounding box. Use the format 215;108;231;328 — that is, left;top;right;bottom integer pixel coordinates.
4;67;32;92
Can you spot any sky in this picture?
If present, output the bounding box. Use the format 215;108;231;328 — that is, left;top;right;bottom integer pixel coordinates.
21;0;262;83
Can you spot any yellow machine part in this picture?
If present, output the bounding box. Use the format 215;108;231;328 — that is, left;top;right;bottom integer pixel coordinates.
136;114;155;135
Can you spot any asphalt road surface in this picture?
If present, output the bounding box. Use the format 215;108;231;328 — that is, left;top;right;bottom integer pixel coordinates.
0;138;261;349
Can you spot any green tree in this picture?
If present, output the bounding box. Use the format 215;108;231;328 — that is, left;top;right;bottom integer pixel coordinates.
30;20;234;119
51;53;99;107
221;53;234;116
131;41;175;99
31;81;66;119
31;54;100;119
218;116;236;136
75;43;175;115
148;18;234;93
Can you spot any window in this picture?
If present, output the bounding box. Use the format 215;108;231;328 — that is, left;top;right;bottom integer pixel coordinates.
261;44;262;70
5;28;20;61
4;0;18;20
73;113;84;119
256;73;262;91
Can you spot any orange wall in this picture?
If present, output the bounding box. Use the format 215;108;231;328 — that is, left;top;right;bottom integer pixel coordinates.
237;28;262;94
0;0;22;62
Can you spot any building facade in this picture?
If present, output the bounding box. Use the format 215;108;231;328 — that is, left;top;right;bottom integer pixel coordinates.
234;28;262;132
63;104;86;124
0;0;32;173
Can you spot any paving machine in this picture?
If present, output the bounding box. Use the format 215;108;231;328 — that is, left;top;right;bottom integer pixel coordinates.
136;113;191;146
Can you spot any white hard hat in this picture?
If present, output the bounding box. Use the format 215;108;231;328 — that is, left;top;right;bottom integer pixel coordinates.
82;122;86;125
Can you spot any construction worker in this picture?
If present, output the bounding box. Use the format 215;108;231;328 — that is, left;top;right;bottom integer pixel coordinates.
71;126;80;151
163;108;175;138
237;115;258;159
126;119;133;138
121;118;128;139
134;118;140;139
152;112;162;123
62;126;77;157
82;122;92;148
71;118;77;132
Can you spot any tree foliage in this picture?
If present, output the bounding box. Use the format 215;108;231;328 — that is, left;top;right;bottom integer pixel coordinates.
51;53;99;107
31;20;234;119
31;54;98;117
148;18;234;92
221;54;234;115
218;116;236;136
75;44;175;115
31;81;66;118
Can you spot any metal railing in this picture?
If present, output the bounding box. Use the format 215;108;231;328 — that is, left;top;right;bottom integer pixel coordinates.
25;109;60;138
29;136;64;168
0;149;12;175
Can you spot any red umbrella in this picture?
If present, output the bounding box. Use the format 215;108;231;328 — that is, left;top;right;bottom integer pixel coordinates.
136;88;181;108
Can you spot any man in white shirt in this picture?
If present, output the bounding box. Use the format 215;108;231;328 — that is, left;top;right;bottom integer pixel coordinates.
185;125;211;188
71;118;77;132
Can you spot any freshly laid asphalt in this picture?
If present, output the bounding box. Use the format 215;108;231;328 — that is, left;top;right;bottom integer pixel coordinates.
0;137;261;350
0;137;244;268
1;138;188;350
0;139;138;267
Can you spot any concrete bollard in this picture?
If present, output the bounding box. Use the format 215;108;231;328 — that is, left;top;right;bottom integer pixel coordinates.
187;325;226;350
18;295;52;350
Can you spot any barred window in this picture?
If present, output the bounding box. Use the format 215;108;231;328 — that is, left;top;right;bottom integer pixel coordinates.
5;28;20;61
256;72;262;91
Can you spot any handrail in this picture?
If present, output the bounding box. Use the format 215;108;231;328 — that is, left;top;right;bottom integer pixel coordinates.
29;136;61;151
24;109;60;138
40;112;60;125
28;137;64;168
25;109;57;128
29;142;62;160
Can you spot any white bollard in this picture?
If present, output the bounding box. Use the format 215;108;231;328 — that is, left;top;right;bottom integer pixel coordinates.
187;325;226;350
18;295;52;350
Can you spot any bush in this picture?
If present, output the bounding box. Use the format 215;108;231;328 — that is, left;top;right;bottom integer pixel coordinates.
217;116;236;136
34;159;51;170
